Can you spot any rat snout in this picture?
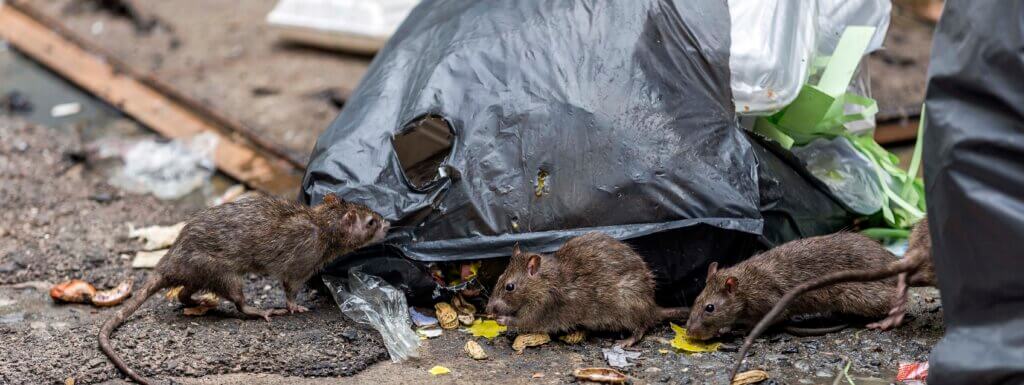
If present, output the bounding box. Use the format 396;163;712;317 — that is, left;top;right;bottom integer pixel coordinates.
485;298;515;325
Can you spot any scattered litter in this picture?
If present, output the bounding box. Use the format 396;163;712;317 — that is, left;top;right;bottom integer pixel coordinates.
670;323;721;353
572;368;627;384
467;319;506;340
50;280;96;303
896;361;928;384
179;293;220;316
131;249;167;268
266;0;419;54
210;184;249;206
512;333;550;354
91;280;133;307
323;269;421;362
464;340;487;360
50;102;81;118
458;313;475;326
435;302;459;329
50;279;134;307
658;349;670;354
415;326;442;339
560;330;586;344
102;133;218;200
532;372;545;378
602;346;641;368
451;294;476;316
6;281;52;292
731;369;769;385
428;365;451;376
409;306;438;327
1;90;33;114
128;222;185;251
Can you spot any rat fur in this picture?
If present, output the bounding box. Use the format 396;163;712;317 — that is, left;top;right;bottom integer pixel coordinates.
729;219;935;381
686;232;898;343
98;193;388;384
485;232;688;346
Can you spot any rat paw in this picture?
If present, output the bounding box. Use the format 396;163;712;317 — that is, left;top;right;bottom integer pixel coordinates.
288;305;309;314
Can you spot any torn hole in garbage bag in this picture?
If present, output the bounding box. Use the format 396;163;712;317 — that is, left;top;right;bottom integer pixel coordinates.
392;115;455;191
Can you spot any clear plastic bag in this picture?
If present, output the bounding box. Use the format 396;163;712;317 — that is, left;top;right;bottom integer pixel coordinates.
790;136;884;215
323;268;421;362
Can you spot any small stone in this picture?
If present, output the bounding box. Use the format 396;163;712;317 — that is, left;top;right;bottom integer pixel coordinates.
89;193;116;203
340;329;359;341
781;346;799;354
718;343;739;352
793;359;811;372
644;367;662;373
816;370;833;377
0;261;22;273
659;374;672;383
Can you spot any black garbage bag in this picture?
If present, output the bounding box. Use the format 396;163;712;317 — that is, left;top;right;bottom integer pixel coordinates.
923;1;1024;383
302;0;853;304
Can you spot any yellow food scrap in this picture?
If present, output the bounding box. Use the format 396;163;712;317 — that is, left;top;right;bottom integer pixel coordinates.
164;286;183;301
669;323;721;353
467;319;507;339
512;333;550;353
658;348;670;354
435;302;459;329
464;340;488;360
731;369;770;385
559;330;586;344
428;366;451;376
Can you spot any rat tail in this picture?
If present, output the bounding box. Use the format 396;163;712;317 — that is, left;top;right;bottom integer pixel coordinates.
99;274;165;385
657;306;690;322
728;257;918;383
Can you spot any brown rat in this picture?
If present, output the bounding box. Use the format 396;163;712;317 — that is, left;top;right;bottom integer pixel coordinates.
98;193;388;385
729;220;934;382
686;232;897;342
485;232;688;346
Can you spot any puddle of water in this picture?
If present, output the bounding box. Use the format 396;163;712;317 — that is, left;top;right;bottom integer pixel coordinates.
1;42;234;205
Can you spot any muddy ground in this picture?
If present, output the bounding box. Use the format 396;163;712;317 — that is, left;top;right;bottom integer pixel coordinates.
1;115;942;384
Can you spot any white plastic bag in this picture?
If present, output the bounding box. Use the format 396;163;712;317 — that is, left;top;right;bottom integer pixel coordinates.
729;0;891;115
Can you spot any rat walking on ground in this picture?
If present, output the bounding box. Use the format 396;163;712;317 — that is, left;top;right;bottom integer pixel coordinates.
685;232;898;344
485;232;688;347
98;193;389;385
730;219;935;381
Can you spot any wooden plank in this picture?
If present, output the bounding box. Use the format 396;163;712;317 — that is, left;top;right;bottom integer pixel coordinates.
0;3;302;196
875;117;921;145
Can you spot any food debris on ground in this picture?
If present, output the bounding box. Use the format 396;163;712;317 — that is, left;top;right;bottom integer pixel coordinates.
730;369;769;385
435;302;459;329
532;372;544;378
49;279;96;303
512;333;550;354
560;330;586;344
128;222;185;250
572;367;627;384
464;340;487;360
467;319;506;339
602;346;641;368
409;306;439;327
91;280;133;307
182;293;221;316
416;327;442;339
428;365;451;376
897;361;928;383
670;323;721;353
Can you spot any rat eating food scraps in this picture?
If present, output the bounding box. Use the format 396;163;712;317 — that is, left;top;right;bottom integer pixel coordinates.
98;193;389;385
486;232;688;347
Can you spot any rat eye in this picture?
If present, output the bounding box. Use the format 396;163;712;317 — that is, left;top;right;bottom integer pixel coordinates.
505;283;515;292
368;218;377;227
705;304;715;313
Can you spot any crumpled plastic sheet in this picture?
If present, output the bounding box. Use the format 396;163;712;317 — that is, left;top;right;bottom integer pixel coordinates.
323;268;420;362
602;346;641;368
790;136;884;215
95;132;218;200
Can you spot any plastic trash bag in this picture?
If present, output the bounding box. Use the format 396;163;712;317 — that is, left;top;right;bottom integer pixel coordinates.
790;137;883;215
323;268;420;362
95;133;217;200
729;0;890;115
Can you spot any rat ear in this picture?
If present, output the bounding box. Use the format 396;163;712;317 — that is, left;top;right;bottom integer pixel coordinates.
724;276;738;294
527;254;541;276
512;242;522;258
323;193;343;206
339;210;356;225
706;262;719;282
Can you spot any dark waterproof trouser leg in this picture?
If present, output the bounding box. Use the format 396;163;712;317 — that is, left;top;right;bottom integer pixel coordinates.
923;1;1024;384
